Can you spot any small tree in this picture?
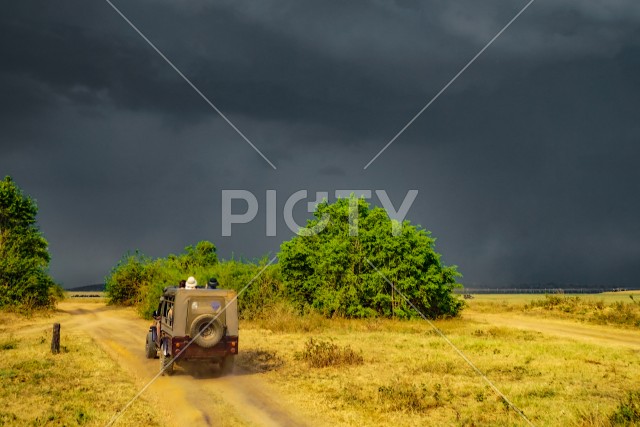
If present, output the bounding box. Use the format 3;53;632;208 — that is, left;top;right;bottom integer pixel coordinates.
279;196;463;318
106;241;221;316
105;251;152;306
0;176;59;308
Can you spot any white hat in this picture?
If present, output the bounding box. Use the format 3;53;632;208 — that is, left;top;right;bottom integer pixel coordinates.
185;276;197;289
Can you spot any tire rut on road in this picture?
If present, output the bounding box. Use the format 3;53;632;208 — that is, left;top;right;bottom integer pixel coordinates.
56;301;309;427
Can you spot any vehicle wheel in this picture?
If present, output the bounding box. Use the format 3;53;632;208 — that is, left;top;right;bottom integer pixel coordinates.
145;332;157;359
190;314;224;348
160;342;174;376
220;355;235;376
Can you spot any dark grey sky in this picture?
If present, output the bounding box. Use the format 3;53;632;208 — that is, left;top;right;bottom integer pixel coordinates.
2;0;639;288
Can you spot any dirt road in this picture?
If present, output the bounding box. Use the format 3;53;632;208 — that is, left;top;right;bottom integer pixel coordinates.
464;310;640;349
54;301;310;427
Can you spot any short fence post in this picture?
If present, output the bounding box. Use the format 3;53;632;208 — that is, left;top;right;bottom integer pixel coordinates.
51;323;60;354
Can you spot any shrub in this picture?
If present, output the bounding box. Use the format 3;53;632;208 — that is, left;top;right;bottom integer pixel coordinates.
610;391;640;424
279;196;464;319
377;381;440;412
0;336;18;351
299;338;363;368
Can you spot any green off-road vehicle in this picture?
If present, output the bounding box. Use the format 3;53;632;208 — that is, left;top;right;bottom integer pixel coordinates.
145;287;238;376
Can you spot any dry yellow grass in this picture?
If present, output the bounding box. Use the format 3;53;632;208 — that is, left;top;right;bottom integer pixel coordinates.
2;296;640;426
465;293;640;330
0;310;162;426
241;311;640;426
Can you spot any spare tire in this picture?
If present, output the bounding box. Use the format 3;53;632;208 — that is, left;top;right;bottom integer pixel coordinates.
190;314;224;348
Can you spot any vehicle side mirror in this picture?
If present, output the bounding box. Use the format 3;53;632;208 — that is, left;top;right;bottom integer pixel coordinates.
153;310;159;317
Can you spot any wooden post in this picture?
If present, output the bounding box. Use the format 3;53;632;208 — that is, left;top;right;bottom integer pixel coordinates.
51;323;60;354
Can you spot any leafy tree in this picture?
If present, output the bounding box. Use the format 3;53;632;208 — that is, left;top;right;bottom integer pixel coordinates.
279;196;464;319
105;251;152;306
0;176;59;308
174;240;218;270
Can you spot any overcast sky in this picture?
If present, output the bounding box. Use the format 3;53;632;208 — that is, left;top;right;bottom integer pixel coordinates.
2;0;639;288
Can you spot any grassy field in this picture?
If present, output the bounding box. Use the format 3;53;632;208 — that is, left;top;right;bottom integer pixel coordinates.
465;292;640;329
239;295;640;426
238;324;639;426
465;291;639;306
1;294;639;426
0;310;162;426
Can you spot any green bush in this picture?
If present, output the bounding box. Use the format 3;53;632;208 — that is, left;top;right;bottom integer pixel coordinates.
279;196;464;319
105;243;287;320
106;199;467;323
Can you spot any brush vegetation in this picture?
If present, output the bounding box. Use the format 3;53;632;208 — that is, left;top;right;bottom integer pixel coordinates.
297;338;364;368
106;197;464;320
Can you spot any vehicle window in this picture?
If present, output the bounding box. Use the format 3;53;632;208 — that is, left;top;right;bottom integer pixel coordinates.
162;297;175;328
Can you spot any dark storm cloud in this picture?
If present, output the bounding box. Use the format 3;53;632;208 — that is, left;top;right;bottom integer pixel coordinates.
1;0;639;287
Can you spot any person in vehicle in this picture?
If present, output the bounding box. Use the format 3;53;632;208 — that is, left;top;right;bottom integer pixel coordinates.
185;276;197;289
207;278;219;289
153;279;187;340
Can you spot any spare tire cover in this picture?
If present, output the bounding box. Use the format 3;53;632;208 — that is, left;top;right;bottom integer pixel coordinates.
190;314;224;348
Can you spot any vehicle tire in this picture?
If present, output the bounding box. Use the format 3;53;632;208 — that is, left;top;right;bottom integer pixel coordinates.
145;332;157;359
189;314;224;349
160;341;174;376
220;355;235;376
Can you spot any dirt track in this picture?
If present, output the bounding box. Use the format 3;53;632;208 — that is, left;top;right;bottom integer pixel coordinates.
47;301;640;426
55;301;310;427
464;311;640;349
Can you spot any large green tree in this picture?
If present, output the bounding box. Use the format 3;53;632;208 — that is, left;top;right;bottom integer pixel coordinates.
279;196;464;318
0;176;58;308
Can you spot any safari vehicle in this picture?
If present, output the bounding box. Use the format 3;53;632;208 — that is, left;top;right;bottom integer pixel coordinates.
145;287;238;376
